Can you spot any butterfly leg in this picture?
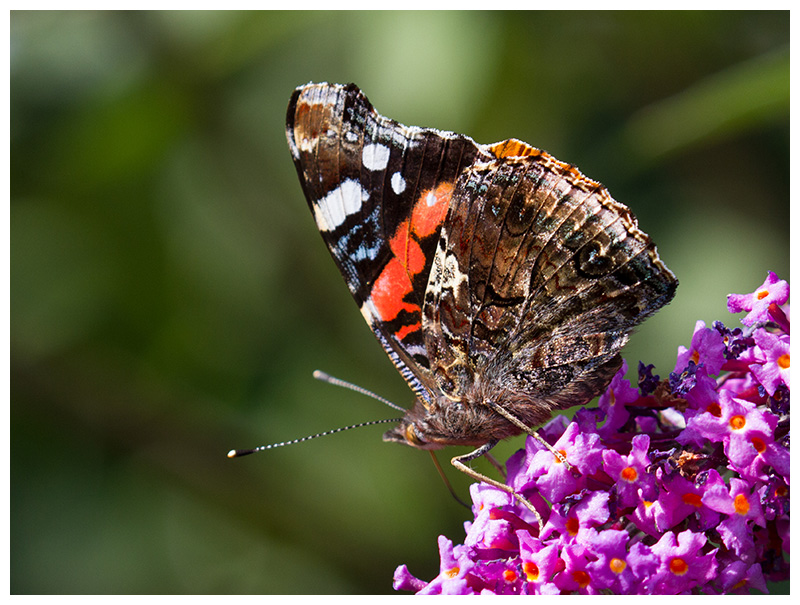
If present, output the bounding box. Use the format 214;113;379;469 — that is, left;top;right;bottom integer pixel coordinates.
450;441;544;533
486;401;576;474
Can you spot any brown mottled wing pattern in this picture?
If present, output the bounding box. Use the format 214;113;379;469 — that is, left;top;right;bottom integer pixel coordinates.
423;144;677;423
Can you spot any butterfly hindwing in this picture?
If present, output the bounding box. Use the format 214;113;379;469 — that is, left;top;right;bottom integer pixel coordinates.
422;146;677;423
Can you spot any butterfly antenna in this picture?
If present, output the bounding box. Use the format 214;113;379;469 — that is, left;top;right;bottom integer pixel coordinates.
312;369;407;413
227;417;402;458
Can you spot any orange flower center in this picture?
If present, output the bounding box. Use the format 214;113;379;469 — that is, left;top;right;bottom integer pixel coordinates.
682;493;703;508
669;558;688;575
751;436;767;454
554;449;568;464
756;289;770;300
734;493;750;515
572;570;591;588
444;566;459;579
691;350;700;364
706;402;722;417
729;415;746;430
777;354;790;369
565;517;580;536
620;466;638;482
609;558;627;574
523;561;540;581
503;569;517;582
775;485;788;498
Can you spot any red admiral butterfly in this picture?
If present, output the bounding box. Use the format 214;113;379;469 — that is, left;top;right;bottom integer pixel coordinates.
285;82;677;507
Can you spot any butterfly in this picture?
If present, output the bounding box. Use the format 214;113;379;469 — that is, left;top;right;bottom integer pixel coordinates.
285;82;677;513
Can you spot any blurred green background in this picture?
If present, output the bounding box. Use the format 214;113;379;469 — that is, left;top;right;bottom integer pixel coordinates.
11;11;789;594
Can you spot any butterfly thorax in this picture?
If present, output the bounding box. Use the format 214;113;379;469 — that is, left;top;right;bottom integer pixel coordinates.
382;380;562;449
383;343;626;449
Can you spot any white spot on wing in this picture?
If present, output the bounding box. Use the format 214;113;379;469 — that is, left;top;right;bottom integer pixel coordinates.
298;135;315;153
360;298;380;323
441;251;468;291
362;143;390;171
313;179;368;231
402;343;427;357
286;127;300;159
352;240;381;261
391;172;406;195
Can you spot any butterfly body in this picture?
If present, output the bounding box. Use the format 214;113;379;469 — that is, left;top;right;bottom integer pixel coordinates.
286;82;677;453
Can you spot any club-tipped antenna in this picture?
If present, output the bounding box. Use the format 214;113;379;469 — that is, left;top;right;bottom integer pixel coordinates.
228;370;408;459
227;416;403;458
312;369;407;413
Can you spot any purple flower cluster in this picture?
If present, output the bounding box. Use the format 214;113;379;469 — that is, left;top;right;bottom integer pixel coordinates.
394;272;790;594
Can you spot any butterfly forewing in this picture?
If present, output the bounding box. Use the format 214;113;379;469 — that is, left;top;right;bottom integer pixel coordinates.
286;83;497;401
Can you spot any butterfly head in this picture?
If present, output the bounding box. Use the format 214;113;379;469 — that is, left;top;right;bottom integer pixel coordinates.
382;403;442;451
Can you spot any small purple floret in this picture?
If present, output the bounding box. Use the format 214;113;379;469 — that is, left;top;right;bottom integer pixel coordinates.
394;273;790;594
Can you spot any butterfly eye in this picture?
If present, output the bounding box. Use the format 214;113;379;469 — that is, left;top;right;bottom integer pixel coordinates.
404;423;426;446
